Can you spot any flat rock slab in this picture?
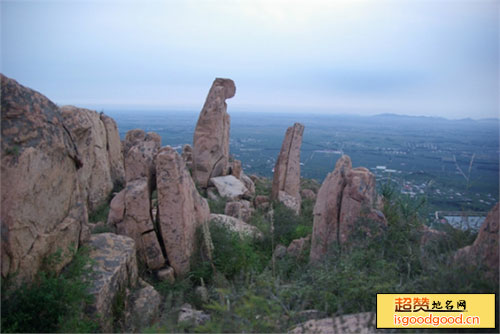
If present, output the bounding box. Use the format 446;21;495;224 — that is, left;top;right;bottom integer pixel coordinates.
290;312;376;334
210;175;249;200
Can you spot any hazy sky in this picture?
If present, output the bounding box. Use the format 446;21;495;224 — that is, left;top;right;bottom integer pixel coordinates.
1;0;498;118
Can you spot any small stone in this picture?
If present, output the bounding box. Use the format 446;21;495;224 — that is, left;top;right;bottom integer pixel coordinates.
157;267;176;284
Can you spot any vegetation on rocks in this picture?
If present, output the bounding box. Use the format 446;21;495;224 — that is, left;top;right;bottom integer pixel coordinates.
1;247;98;333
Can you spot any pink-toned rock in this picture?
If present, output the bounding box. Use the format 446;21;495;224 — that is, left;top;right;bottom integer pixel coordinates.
278;190;301;215
454;202;499;279
124;130;161;156
193;78;235;187
156;146;211;277
1;74;87;283
100;113;125;187
310;155;387;263
301;189;316;201
241;173;256;195
182;144;194;170
61;105;114;212
271;123;304;213
229;159;242;179
124;134;160;187
107;189;126;226
224;200;254;222
254;195;270;210
287;235;311;258
117;179;165;270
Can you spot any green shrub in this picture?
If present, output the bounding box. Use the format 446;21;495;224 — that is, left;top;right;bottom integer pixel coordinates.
207;196;227;214
1;247;98;333
89;202;110;223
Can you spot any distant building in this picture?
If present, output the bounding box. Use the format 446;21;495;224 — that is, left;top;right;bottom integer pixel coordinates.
433;211;487;231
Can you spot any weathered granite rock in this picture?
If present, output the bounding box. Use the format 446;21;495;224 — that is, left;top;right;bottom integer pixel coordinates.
125;279;161;332
123;129;160;157
156;146;211;277
86;233;139;332
210;175;249;200
310;155;387;263
178;304;210;326
229;159;242;179
278;190;301;215
254;195;270;210
61;105;114;212
287;235;311;259
454;202;499;280
273;244;287;259
224;200;254;222
100;113;125;187
117;179;165;270
271;123;304;213
240;173;256;196
210;214;263;239
157;266;176;284
182;144;194;170
107;189;126;226
301;189;316;201
1;74;87;283
290;312;376;334
193;78;235;187
124;135;160;187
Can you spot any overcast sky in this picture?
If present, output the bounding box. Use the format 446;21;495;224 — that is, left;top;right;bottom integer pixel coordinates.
1;0;498;118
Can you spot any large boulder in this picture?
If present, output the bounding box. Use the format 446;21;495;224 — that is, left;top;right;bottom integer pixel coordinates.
224;200;254;222
124;131;161;187
454;202;499;280
1;74;87;283
210;175;249;200
310;155;387;263
61;105;115;211
117;179;165;270
271;123;304;213
192;78;235;187
290;312;376;334
86;233;139;332
156;146;211;277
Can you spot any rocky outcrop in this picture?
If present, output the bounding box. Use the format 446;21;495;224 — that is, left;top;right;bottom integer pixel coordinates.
61;105;119;212
193;78;235;187
210;175;249;200
1;74;88;283
124;130;161;187
118;179;165;270
182;144;194;170
271;123;304;214
301;189;316;201
287;235;311;259
100;113;125;187
229;159;242;179
156;146;211;277
290;312;376;334
210;214;263;239
241;173;256;196
310;155;387;263
224;200;254;222
454;202;499;279
178;303;210;326
254;195;271;210
125;279;161;332
86;233;139;332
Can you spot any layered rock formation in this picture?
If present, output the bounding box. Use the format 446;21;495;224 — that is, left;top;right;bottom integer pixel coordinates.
1;74;88;283
271;122;305;214
61;105;124;211
454;202;499;279
156;146;211;277
310;155;387;263
192;78;235;187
